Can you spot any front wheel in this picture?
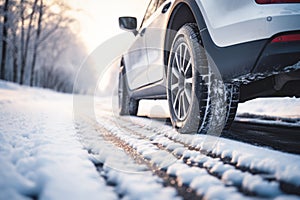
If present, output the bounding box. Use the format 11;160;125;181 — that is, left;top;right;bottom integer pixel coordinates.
167;23;239;135
118;66;139;116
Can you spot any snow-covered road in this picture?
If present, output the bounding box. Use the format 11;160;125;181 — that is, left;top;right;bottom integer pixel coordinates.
1;81;300;200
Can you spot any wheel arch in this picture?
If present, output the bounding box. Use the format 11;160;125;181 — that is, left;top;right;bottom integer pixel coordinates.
164;0;207;67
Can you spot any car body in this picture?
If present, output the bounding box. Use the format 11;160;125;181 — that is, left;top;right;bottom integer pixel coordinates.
118;0;300;134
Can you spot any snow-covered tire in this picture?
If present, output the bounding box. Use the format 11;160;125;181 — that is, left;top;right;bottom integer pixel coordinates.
224;83;239;130
118;66;139;116
167;23;239;134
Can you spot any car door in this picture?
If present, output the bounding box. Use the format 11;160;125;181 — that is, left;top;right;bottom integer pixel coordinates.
124;0;160;90
143;0;171;84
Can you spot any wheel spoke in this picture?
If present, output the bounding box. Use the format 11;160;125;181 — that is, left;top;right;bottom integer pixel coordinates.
181;93;187;118
172;66;180;79
185;77;193;84
173;89;182;109
185;87;192;104
177;94;182;118
183;45;187;71
179;45;183;68
175;53;181;74
184;58;192;76
171;82;179;91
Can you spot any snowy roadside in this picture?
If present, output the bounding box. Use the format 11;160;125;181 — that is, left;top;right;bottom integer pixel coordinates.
236;98;300;127
0;81;117;200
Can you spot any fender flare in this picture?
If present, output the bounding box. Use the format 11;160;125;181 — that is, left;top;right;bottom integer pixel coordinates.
164;0;208;66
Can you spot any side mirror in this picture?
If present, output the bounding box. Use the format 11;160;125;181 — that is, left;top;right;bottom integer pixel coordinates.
119;17;138;35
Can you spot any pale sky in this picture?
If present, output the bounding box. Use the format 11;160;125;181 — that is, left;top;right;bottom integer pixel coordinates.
67;0;149;53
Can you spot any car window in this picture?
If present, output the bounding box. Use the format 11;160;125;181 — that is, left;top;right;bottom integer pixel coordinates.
140;0;166;28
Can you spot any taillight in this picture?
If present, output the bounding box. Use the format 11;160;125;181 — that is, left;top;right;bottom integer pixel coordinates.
271;34;300;43
256;0;300;4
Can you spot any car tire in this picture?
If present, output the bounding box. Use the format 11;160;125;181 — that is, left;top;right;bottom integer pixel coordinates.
167;23;239;134
118;66;139;116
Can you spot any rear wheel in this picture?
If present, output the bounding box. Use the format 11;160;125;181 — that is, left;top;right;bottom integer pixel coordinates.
118;66;139;116
167;23;239;134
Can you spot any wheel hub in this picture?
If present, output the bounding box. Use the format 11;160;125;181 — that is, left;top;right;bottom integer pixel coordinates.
178;75;185;89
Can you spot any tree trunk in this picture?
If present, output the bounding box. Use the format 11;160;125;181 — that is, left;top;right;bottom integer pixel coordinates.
1;0;9;80
20;0;25;84
12;31;19;83
30;0;43;86
20;0;38;85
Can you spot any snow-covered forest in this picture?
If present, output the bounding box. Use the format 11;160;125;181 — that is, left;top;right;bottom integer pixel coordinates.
0;0;92;93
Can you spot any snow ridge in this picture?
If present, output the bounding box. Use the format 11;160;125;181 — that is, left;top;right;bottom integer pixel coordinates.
104;113;300;199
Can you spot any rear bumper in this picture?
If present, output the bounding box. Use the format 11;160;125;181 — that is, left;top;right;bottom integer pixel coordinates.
202;29;300;101
239;32;300;101
240;70;300;102
202;29;300;81
253;34;300;74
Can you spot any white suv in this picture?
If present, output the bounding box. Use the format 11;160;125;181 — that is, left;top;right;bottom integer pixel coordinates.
118;0;300;134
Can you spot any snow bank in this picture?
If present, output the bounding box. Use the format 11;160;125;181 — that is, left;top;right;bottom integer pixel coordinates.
237;97;300;119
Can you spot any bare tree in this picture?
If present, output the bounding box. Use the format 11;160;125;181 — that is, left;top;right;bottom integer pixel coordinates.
0;0;92;93
30;0;43;86
12;25;18;82
1;0;9;80
20;0;38;84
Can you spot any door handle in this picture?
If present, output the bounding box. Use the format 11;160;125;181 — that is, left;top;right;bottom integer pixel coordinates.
162;2;171;14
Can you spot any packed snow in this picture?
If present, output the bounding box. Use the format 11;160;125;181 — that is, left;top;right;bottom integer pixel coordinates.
1;80;300;200
238;97;300;118
95;112;300;199
236;97;300;127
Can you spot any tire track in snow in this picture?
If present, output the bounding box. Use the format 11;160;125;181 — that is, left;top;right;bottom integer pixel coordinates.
122;116;300;197
106;117;280;198
98;113;300;199
76;115;182;200
94;116;251;199
99;126;200;200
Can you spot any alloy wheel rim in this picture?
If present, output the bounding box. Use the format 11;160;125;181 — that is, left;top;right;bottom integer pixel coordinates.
170;42;193;121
